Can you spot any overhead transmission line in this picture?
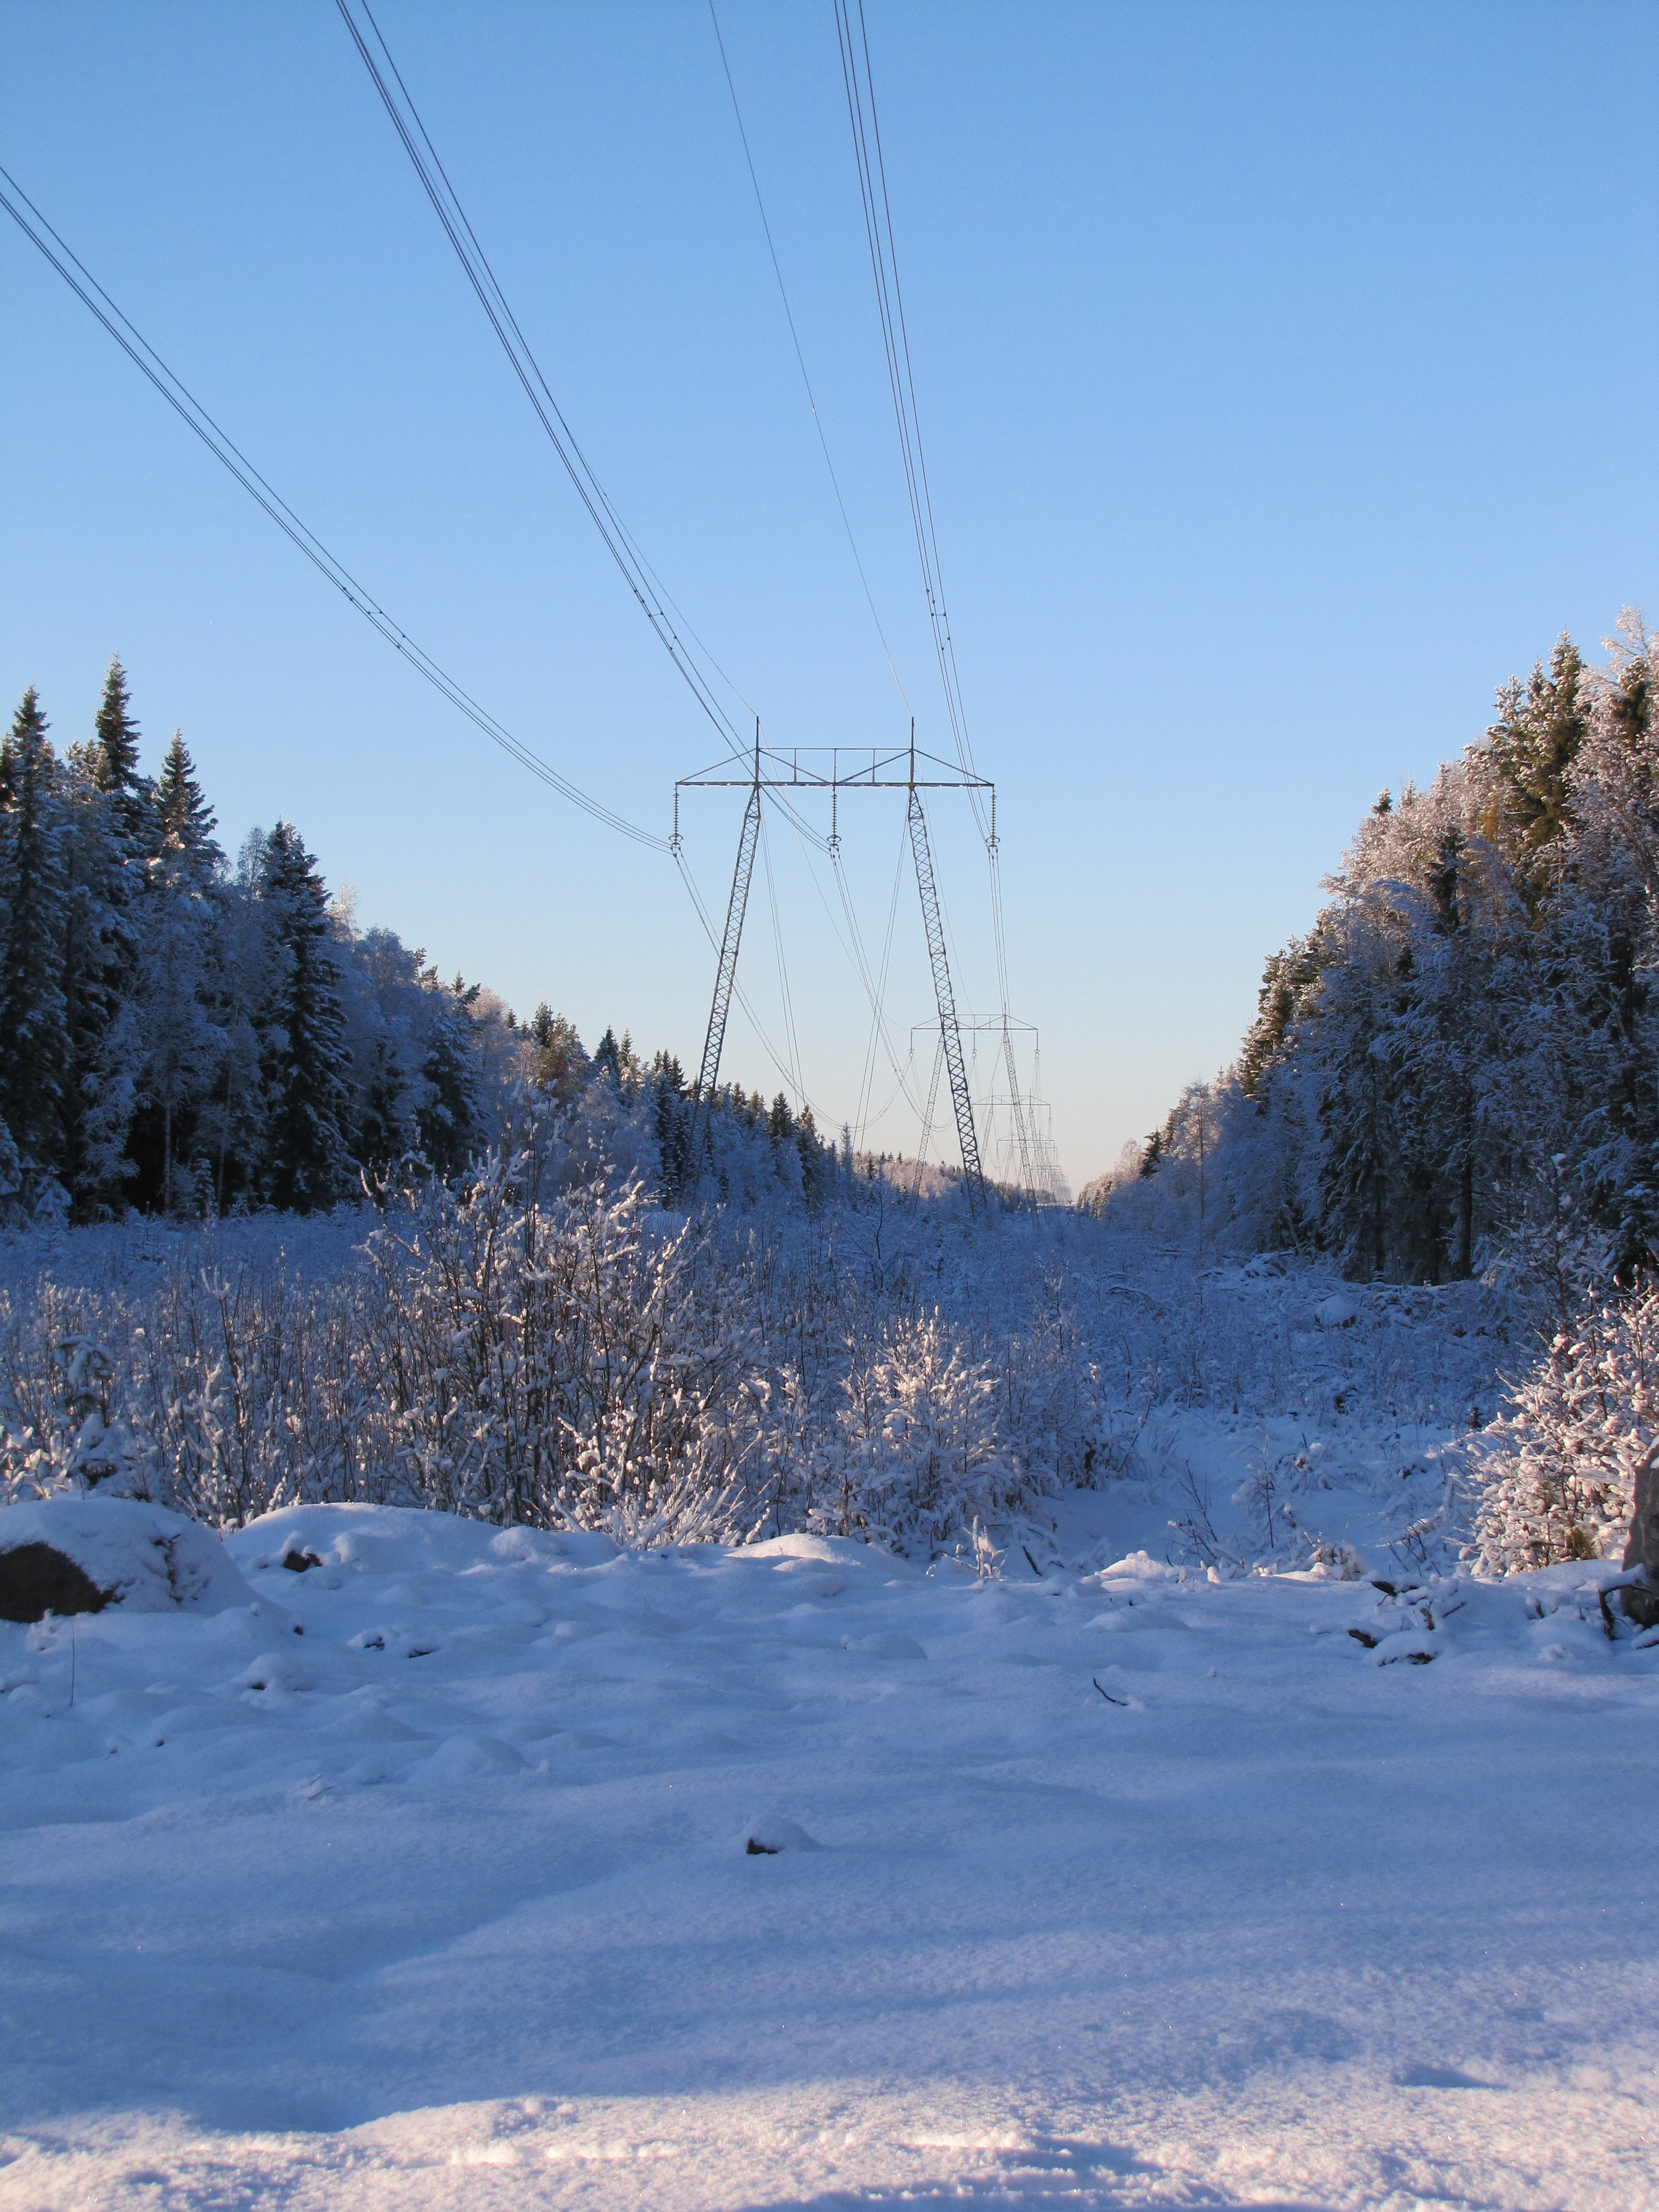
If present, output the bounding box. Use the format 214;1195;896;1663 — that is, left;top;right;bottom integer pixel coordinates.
707;4;960;1140
0;164;837;1112
335;0;759;772
707;0;910;718
4;132;859;1142
337;0;915;1133
832;0;1039;1199
0;159;667;852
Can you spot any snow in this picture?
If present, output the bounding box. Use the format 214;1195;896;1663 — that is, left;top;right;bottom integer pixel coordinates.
0;1495;259;1615
4;1483;1658;2209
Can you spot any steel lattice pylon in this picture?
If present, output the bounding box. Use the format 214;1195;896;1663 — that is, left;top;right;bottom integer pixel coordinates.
676;724;992;1206
906;784;984;1205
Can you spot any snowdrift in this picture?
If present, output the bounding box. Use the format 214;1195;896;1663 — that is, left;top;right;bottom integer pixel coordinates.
3;1491;1658;2209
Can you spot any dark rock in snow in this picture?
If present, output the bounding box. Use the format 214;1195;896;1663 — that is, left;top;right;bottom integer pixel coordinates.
0;1541;113;1623
0;1498;260;1619
281;1547;324;1573
1620;1454;1659;1627
742;1814;821;1855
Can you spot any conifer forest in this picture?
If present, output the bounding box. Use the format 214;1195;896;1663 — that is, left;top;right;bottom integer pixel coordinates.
5;4;1657;2200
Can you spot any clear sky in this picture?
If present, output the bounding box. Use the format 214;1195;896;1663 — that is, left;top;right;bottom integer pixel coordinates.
4;2;1656;1189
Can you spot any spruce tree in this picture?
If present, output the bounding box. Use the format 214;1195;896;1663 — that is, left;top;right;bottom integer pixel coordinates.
257;821;352;1211
351;1035;409;1183
592;1025;622;1086
0;690;70;1196
416;985;480;1178
153;731;217;874
133;849;222;1213
92;656;153;847
59;753;140;1213
1483;635;1589;885
650;1051;691;1198
52;661;160;1213
114;731;225;1209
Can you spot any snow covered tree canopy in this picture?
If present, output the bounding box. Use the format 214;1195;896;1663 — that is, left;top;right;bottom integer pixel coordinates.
1086;613;1659;1288
0;663;836;1221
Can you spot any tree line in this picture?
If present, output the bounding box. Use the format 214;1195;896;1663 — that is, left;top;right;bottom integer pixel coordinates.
0;660;836;1222
1085;612;1659;1285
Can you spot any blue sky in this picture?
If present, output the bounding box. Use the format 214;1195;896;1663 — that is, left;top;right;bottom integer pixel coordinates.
4;1;1655;1188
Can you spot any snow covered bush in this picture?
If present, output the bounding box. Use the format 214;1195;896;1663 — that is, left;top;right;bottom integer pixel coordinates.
1471;1279;1659;1569
360;1128;775;1544
0;1315;155;1504
802;1312;1014;1554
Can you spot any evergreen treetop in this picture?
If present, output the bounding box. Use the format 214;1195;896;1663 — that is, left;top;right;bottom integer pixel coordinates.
154;731;218;868
91;656;152;845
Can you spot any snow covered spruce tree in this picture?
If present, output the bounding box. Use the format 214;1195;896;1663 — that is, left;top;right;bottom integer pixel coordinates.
58;660;149;1212
255;822;353;1212
0;689;70;1217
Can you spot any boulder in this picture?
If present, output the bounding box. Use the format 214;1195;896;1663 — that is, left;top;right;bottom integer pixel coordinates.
0;1497;258;1623
0;1542;112;1623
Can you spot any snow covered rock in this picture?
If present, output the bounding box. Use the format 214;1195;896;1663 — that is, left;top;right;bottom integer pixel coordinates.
1314;1294;1360;1329
742;1814;822;1855
0;1497;257;1621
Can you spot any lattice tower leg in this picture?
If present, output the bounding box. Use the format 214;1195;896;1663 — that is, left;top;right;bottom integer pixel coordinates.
687;784;762;1186
906;788;985;1205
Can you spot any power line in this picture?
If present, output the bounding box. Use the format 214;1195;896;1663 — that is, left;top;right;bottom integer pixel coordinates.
336;4;868;879
1;125;901;1141
707;0;911;715
0;159;668;852
832;0;1042;1202
0;159;836;1100
337;0;754;768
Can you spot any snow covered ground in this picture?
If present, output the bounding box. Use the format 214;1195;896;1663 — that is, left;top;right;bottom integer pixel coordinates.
5;1473;1657;2209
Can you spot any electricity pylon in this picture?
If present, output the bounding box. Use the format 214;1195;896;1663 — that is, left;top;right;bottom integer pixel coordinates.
674;724;989;1204
911;1015;1058;1208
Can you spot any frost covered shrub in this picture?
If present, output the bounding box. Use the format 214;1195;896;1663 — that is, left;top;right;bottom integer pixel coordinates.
1;1149;1509;1556
991;1270;1104;1485
360;1133;775;1544
138;1255;384;1527
1471;1281;1659;1569
800;1313;1015;1554
0;1114;1052;1551
1;1243;392;1524
0;1317;155;1503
